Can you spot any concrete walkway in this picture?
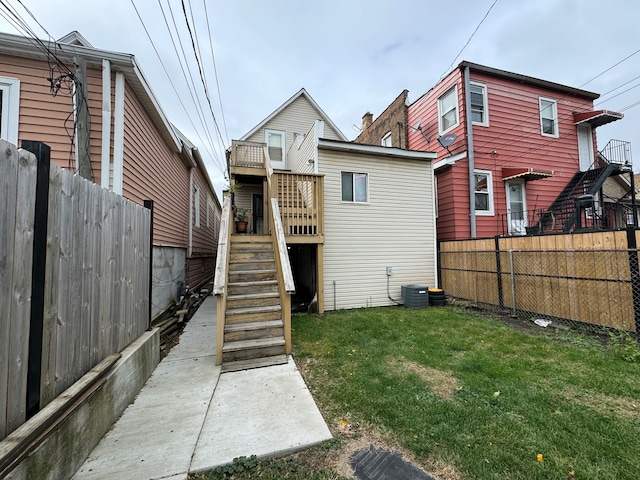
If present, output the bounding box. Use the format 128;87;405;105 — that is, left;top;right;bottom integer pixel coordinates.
73;296;332;480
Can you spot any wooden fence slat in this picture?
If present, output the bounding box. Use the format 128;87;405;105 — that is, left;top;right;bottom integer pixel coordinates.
6;148;38;435
0;141;20;438
40;166;62;407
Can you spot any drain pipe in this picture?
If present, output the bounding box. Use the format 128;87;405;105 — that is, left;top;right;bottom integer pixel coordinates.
464;65;477;238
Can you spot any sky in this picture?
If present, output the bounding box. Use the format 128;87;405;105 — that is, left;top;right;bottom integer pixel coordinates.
1;0;639;197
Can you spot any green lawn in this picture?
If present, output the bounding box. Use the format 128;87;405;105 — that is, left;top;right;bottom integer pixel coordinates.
291;306;640;480
192;306;640;480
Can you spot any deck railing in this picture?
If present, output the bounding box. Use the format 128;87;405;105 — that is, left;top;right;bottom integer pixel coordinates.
273;172;324;237
231;140;266;169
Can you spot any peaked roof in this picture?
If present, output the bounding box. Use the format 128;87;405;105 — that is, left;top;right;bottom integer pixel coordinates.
240;88;347;141
58;31;93;48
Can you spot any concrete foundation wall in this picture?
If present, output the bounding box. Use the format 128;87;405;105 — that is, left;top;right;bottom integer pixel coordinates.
6;329;160;480
152;246;186;319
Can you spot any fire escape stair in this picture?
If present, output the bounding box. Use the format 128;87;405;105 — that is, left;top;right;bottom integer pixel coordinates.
221;235;288;373
540;163;624;233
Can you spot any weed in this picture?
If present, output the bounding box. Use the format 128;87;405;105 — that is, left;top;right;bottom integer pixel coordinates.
608;331;640;363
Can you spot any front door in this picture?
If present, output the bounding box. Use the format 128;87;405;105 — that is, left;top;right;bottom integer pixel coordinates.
506;180;527;235
577;124;594;171
252;194;263;234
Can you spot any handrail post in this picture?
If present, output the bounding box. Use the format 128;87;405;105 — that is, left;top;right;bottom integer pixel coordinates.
213;193;232;365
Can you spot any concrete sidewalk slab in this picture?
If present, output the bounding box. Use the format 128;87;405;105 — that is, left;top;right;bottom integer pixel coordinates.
190;358;332;472
73;295;332;479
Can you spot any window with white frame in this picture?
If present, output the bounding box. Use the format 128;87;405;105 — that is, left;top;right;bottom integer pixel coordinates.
0;76;20;145
470;82;488;126
341;172;368;203
194;185;201;227
474;169;494;215
539;97;558;137
265;129;285;164
438;85;459;134
381;131;392;147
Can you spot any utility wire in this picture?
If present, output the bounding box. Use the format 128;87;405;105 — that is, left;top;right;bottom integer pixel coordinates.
130;0;224;175
440;0;499;78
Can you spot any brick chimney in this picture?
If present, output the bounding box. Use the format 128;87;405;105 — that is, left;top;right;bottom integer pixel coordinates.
361;112;373;132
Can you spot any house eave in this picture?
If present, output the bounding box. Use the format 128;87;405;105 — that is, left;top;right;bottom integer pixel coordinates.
318;138;436;161
0;31;181;152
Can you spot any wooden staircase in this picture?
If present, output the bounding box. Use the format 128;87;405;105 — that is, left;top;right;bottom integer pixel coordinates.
221;235;288;372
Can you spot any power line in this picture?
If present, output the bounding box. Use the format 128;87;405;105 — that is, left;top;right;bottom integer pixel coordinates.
440;0;499;79
130;0;225;175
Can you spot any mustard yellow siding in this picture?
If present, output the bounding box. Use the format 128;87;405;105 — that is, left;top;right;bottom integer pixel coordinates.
320;149;437;310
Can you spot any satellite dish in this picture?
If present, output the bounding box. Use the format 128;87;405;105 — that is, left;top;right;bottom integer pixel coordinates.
437;133;457;148
411;118;422;131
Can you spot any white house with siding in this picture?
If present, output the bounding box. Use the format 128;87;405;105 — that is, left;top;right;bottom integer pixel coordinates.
227;88;437;312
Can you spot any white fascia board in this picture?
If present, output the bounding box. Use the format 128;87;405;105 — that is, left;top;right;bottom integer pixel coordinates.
434;151;467;170
318;139;437;161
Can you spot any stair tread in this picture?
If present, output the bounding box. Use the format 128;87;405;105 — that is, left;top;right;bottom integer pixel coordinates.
227;304;282;315
227;292;280;300
229;269;276;274
225;319;283;332
228;280;278;286
221;355;288;373
223;336;285;352
230;258;274;263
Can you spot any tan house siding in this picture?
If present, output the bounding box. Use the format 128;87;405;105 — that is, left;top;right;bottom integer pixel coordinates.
287;120;320;174
245;96;342;159
320;148;437;310
121;83;190;247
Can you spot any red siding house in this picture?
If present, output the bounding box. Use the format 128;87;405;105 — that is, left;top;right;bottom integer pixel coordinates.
0;30;221;317
402;61;626;240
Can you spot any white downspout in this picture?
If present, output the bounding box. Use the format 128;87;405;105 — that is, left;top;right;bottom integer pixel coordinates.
464;66;477;238
189;168;194;257
112;72;125;195
100;59;111;189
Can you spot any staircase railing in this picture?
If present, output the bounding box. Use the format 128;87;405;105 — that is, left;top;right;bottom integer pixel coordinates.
270;198;295;354
600;139;632;166
213;192;233;365
273;172;324;236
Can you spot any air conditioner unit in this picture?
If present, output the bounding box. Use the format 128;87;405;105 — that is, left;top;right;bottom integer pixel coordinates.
401;285;429;309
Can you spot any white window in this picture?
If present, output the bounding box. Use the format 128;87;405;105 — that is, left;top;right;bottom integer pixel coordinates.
470;82;488;126
381;131;392;147
438;85;459;134
0;76;20;145
194;185;200;227
265;129;285;165
474;169;494;216
341;172;368;203
539;97;558;137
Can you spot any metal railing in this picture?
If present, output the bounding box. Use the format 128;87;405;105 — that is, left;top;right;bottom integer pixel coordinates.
600;139;632;166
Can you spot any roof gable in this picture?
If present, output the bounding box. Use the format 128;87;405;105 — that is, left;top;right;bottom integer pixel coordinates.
240;88;347;141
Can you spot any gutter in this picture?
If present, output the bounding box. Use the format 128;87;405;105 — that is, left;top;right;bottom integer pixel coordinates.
464;66;477;238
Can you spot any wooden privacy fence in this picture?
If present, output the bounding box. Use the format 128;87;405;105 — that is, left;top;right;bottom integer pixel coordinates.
439;230;640;333
0;140;151;441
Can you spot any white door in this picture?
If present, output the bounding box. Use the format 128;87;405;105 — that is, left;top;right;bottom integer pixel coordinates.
265;129;286;170
506;180;527;235
577;124;594;171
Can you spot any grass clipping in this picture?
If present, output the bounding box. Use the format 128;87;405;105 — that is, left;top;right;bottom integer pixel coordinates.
387;356;462;401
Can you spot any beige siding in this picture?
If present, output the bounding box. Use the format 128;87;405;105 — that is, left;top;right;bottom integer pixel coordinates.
287;121;317;174
320;149;437;310
245;96;342;167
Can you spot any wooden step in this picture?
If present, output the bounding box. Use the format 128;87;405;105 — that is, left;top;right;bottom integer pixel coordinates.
226;304;282;324
224;319;284;342
230;250;275;261
231;235;271;244
222;337;286;362
227;279;278;296
229;259;276;271
230;241;273;251
228;269;277;283
226;292;280;309
221;354;289;373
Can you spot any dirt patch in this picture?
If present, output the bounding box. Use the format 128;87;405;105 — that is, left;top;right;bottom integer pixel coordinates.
563;388;640;420
387;357;462;401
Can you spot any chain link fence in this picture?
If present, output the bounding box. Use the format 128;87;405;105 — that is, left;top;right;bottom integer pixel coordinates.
439;230;640;338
